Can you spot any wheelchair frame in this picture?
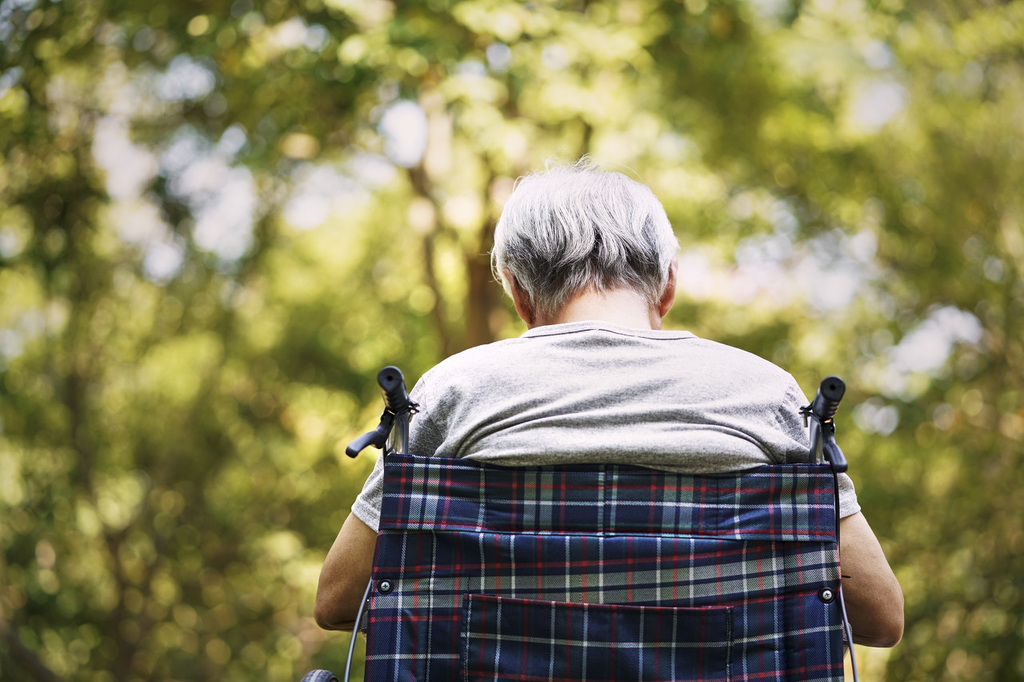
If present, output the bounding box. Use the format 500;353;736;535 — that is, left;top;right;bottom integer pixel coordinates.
304;366;859;682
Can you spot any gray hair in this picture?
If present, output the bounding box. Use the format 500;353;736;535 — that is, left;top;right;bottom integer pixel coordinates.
491;162;679;319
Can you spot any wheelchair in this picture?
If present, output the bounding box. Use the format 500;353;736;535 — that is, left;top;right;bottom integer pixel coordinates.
304;367;857;682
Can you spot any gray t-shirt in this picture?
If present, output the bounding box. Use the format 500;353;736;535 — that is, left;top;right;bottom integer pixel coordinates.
352;321;859;531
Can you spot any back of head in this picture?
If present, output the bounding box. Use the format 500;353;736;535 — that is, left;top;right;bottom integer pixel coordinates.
491;161;679;319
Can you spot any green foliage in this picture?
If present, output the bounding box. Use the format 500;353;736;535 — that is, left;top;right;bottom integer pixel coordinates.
2;0;1023;679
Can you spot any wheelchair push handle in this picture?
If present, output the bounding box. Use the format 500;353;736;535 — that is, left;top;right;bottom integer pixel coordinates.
801;375;849;473
810;376;845;422
378;366;413;414
345;366;418;458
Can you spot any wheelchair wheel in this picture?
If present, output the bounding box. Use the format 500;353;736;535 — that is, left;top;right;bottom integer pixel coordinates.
300;670;339;682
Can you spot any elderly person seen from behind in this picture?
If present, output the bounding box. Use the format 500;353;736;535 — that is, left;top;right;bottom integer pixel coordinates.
315;161;904;648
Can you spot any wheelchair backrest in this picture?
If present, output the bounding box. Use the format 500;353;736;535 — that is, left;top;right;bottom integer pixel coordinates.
364;454;844;681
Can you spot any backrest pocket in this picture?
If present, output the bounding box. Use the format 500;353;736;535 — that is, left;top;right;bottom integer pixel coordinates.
460;594;733;682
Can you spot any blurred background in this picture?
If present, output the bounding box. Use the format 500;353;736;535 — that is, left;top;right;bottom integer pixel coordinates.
1;0;1022;679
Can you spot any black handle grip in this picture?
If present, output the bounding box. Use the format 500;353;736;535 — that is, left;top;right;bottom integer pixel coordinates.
811;375;845;422
378;366;412;414
824;441;849;473
345;427;386;458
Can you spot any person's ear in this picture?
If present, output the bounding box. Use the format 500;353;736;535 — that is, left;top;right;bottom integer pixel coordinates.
504;270;535;327
657;260;677;319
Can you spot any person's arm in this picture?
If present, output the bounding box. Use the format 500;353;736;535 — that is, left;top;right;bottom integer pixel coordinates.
315;375;441;631
839;511;904;647
314;513;377;631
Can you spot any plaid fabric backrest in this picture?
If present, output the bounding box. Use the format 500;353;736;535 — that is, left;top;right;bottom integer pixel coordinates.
365;455;844;682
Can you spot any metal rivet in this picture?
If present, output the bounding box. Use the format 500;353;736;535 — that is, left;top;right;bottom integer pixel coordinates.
378;580;393;594
819;587;835;604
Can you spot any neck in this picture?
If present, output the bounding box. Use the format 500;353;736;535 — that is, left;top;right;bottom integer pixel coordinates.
532;288;661;330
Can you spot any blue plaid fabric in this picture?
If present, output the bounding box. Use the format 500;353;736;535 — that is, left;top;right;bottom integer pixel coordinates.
365;454;844;681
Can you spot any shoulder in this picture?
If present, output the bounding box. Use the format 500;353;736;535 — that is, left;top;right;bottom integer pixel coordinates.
421;336;529;379
686;336;801;381
409;336;529;402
